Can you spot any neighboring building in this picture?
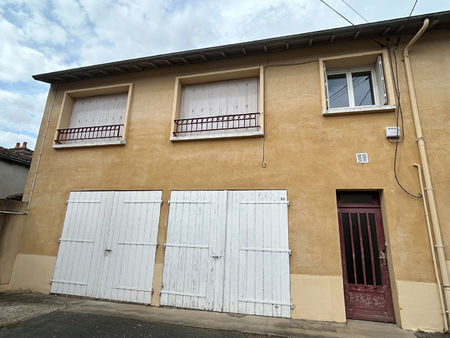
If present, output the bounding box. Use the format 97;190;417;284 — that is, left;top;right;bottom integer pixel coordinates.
0;142;33;199
1;11;449;333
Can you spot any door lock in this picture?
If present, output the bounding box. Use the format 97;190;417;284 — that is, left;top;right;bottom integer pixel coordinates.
378;249;387;266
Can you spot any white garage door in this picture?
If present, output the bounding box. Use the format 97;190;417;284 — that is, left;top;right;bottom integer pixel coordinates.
51;191;162;304
160;190;291;318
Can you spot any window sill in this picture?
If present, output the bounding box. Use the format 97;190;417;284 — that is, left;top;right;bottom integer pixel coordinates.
53;139;126;149
322;105;396;116
171;130;264;142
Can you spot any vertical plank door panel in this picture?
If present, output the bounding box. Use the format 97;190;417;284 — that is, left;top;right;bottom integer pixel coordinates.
51;191;162;305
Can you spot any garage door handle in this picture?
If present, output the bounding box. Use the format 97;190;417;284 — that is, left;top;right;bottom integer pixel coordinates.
105;249;112;253
211;255;221;259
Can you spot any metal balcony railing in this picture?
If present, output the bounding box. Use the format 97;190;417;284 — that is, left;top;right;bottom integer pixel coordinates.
55;124;123;143
173;112;260;136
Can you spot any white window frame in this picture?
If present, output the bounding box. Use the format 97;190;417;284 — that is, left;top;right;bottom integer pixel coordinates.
326;65;380;109
319;50;396;116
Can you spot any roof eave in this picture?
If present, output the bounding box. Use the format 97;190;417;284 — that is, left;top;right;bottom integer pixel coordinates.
32;10;450;84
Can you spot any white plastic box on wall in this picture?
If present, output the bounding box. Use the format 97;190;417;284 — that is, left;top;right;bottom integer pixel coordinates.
386;127;401;139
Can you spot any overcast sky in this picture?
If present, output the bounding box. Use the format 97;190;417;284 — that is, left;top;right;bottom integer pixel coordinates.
1;0;449;149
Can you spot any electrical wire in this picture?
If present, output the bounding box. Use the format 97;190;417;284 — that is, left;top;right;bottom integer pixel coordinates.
261;53;270;168
319;0;356;27
340;0;369;23
390;43;422;198
260;57;320;168
318;0;385;48
408;0;419;18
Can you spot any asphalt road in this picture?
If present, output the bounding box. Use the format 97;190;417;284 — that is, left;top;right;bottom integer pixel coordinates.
0;310;268;338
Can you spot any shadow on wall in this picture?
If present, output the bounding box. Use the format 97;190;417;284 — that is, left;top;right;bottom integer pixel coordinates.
0;199;27;286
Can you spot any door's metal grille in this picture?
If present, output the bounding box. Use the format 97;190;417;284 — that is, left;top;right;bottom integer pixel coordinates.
341;211;382;286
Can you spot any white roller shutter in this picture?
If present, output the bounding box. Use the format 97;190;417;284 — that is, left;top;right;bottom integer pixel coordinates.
180;78;259;119
70;94;127;128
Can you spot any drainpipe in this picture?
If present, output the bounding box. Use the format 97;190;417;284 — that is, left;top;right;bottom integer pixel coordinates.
0;85;58;215
414;163;448;331
404;19;450;330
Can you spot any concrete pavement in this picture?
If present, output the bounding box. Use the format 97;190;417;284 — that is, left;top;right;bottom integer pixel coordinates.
0;291;432;337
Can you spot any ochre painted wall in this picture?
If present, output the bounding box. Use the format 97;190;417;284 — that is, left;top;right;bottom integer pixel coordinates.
5;29;449;331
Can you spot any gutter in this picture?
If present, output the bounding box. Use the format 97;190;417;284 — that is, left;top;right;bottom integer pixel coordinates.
414;164;448;331
404;19;450;331
0;85;58;215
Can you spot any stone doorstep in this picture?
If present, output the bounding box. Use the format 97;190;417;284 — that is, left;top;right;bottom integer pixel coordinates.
0;291;415;337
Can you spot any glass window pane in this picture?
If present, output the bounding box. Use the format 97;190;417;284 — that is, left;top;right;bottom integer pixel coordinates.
328;74;349;108
351;213;364;284
368;213;383;286
339;192;374;204
352;71;374;106
342;213;355;284
360;213;374;285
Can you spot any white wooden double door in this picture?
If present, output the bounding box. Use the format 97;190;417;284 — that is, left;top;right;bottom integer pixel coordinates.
51;191;162;304
160;190;291;318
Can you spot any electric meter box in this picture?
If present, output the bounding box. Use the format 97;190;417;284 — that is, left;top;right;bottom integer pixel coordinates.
386;127;401;139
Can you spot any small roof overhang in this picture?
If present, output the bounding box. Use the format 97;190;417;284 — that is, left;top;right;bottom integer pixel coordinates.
33;10;450;84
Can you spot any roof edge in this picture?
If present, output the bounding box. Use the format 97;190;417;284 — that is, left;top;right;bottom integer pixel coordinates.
33;10;450;84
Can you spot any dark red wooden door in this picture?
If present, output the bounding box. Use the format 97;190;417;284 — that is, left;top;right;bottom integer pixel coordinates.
337;192;395;323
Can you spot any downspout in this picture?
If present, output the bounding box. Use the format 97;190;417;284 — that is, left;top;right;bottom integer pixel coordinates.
404;19;450;329
0;84;58;215
414;163;448;331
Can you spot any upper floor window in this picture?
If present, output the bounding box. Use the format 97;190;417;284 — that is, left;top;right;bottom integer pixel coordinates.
170;67;264;141
54;84;132;148
320;51;396;116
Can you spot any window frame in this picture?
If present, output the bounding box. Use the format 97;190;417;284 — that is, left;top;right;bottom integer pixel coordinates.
170;66;265;141
54;83;133;149
319;50;396;116
326;65;379;109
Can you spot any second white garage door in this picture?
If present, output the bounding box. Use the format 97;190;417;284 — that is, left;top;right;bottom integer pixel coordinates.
160;190;291;318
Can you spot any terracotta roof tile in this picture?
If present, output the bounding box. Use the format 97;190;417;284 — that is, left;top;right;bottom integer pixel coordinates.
0;146;33;166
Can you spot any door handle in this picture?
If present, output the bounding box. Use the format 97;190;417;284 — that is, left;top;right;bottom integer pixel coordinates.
211;255;221;259
378;249;387;266
105;249;112;253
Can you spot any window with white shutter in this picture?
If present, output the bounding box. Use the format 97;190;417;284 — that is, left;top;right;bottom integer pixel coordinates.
170;67;264;141
54;83;132;148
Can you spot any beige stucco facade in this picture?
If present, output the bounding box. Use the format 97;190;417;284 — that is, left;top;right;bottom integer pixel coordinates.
2;27;449;332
